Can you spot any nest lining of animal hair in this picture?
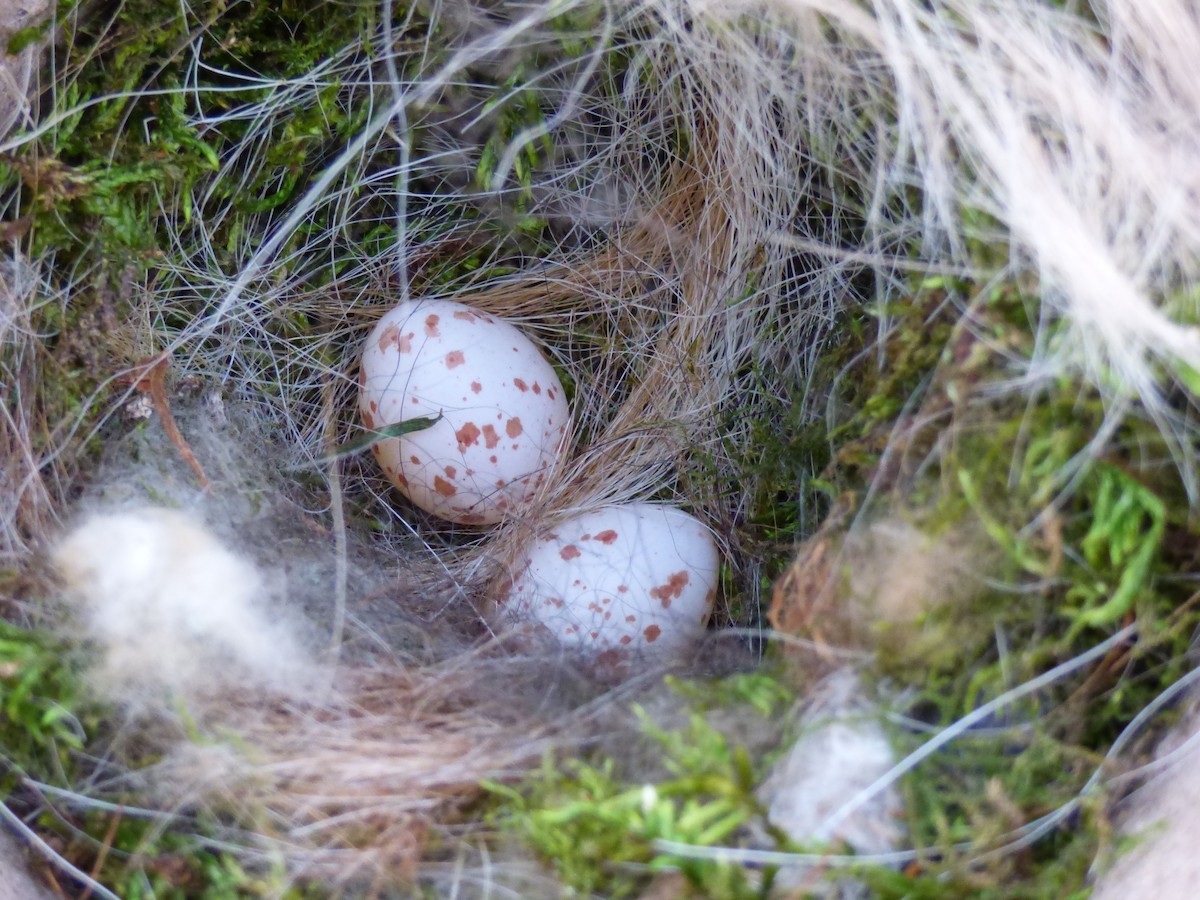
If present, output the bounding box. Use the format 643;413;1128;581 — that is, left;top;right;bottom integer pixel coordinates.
5;0;1200;895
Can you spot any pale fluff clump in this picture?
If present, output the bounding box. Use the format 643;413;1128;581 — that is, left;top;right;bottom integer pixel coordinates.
761;670;902;893
53;508;316;706
1092;700;1200;900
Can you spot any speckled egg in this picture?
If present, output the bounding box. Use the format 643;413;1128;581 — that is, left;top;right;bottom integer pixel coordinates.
359;299;569;524
505;503;720;658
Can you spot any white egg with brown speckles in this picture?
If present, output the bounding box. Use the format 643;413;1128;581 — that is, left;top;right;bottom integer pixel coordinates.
359;299;569;524
505;503;719;658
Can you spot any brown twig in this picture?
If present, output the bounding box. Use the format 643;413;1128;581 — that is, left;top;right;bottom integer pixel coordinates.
117;354;209;489
79;809;121;900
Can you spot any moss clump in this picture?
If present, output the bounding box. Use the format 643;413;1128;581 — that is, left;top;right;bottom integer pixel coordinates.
486;673;795;899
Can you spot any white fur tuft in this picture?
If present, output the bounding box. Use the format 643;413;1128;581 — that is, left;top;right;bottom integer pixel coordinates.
762;670;903;891
53;508;318;707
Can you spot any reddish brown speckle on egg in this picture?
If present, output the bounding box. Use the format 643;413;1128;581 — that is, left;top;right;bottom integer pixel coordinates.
617;585;629;594
466;469;475;476
444;465;457;479
590;631;599;639
495;479;506;487
369;400;378;413
581;533;592;541
620;635;632;645
625;614;637;623
546;597;564;608
512;347;519;352
410;397;419;405
445;350;465;369
482;424;501;449
532;382;542;395
363;410;376;429
358;367;367;389
513;377;528;392
396;474;409;487
644;625;662;643
595;529;618;545
433;476;457;497
650;571;691;608
409;455;420;465
459;513;486;525
560;545;581;561
378;324;401;352
456;422;481;450
424;314;440;337
588;601;603;614
453;310;478;322
489;455;498;464
470;380;482;394
604;612;612;620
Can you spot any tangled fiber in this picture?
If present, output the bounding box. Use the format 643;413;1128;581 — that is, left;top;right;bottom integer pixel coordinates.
4;0;1200;894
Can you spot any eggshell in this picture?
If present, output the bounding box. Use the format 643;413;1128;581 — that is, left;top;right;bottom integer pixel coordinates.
359;299;569;524
505;503;720;658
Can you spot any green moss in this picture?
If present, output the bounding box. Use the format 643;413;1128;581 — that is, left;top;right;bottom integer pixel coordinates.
0;621;88;787
0;610;298;896
486;675;796;899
